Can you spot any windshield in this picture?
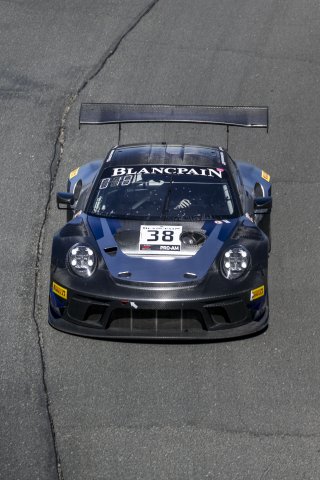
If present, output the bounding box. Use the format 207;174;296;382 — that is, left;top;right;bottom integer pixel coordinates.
88;165;239;221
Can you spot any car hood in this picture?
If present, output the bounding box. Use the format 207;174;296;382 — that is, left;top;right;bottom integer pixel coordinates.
87;216;239;284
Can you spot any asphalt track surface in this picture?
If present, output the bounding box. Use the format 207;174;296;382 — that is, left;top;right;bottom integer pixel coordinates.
1;1;320;479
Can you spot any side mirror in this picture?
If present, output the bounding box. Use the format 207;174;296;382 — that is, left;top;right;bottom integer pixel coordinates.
254;196;272;214
57;192;75;210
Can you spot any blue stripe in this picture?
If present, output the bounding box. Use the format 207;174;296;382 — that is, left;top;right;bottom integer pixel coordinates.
218;221;237;242
88;216;104;240
106;218;122;235
202;220;216;236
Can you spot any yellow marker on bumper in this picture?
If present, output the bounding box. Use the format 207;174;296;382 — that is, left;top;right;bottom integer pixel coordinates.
52;282;67;300
69;167;79;179
250;285;265;301
261;170;270;182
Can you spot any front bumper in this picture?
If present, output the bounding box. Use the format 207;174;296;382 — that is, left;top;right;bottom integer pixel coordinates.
49;286;268;340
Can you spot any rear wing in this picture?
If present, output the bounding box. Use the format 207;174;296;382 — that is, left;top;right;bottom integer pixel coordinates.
79;103;268;148
79;103;269;129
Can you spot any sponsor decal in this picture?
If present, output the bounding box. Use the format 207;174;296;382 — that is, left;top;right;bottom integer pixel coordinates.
139;225;182;254
160;245;180;251
111;166;224;179
99;178;110;189
93;195;102;212
261;170;270;182
100;175;134;189
52;282;68;300
250;285;265;301
69;167;79;179
140;244;180;251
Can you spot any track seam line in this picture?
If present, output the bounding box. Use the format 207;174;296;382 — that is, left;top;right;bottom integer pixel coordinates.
31;2;160;479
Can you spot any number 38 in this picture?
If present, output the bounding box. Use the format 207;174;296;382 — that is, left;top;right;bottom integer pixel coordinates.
147;230;174;242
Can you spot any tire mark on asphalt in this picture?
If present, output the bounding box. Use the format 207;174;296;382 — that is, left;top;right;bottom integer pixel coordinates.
32;1;160;479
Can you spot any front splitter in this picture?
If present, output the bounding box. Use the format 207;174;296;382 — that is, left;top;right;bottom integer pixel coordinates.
49;306;268;342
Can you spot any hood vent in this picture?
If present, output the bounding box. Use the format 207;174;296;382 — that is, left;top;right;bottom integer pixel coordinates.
104;246;118;256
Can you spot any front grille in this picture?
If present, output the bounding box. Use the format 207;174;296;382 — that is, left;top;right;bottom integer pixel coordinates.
64;294;251;334
206;306;232;324
204;299;249;328
107;309;205;333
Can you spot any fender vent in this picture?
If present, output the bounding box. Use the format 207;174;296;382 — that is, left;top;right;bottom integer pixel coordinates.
60;219;89;237
232;225;263;241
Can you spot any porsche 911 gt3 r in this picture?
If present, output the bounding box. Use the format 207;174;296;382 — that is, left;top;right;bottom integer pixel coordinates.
49;104;272;340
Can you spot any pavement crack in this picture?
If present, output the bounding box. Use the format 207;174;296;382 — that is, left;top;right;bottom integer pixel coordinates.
77;0;160;95
31;112;70;480
259;461;274;480
31;2;160;479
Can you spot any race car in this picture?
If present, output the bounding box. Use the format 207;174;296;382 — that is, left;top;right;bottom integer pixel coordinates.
49;103;272;340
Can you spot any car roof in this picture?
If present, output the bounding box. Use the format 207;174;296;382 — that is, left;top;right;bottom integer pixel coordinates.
107;144;225;169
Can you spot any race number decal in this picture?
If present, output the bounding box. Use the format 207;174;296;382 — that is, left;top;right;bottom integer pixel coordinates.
139;225;182;253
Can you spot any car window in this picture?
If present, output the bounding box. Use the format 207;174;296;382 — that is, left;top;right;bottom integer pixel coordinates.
87;165;240;221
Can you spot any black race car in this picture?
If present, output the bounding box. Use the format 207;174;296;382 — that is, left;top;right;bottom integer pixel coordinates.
49;104;272;340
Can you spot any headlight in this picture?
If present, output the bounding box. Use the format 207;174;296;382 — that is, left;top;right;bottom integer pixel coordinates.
67;244;97;278
221;246;250;279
